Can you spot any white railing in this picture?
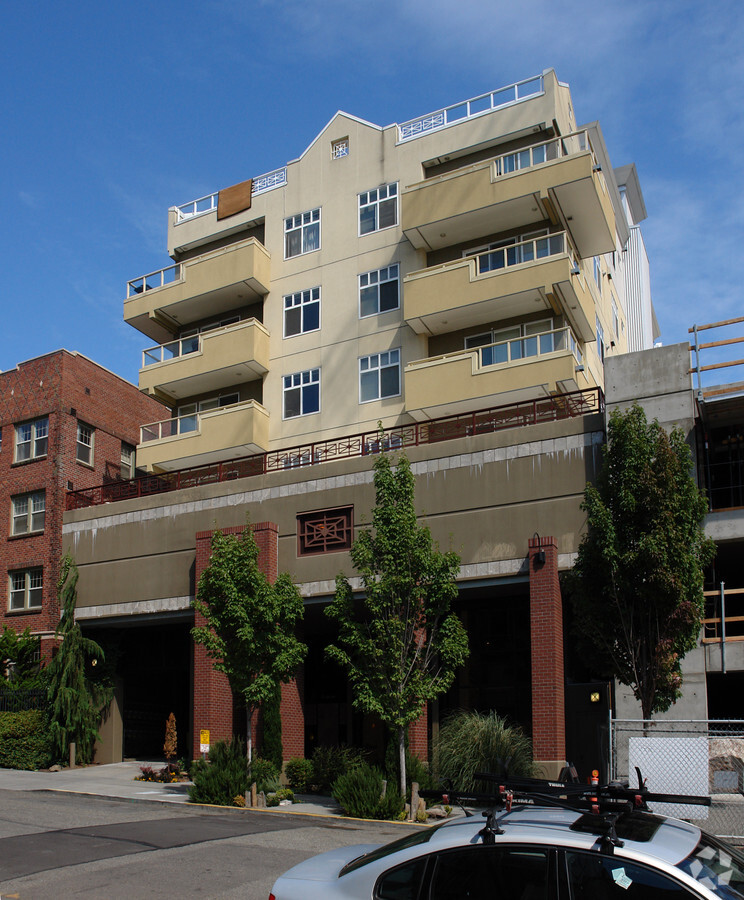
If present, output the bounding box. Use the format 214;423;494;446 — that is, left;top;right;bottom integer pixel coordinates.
174;166;288;223
142;335;200;368
398;76;544;142
491;129;592;177
140;400;248;443
473;231;575;276
476;325;583;370
127;264;181;299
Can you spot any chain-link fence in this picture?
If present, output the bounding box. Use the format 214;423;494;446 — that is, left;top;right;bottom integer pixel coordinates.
611;719;744;842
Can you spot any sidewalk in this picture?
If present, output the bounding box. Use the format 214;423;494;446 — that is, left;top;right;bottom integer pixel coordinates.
0;760;344;815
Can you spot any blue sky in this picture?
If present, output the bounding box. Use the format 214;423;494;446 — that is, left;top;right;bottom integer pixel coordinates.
1;0;742;386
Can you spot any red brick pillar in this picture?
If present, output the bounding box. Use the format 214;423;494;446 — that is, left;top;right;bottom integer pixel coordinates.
528;535;566;777
408;707;428;761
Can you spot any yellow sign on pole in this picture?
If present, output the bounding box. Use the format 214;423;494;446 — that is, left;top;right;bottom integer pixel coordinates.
199;729;210;753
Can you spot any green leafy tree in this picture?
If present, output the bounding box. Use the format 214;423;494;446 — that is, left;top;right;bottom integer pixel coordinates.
192;526;307;762
46;554;112;763
0;625;43;688
326;452;469;797
566;404;715;719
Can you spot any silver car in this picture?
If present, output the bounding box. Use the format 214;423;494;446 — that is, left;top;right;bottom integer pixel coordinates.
269;805;744;898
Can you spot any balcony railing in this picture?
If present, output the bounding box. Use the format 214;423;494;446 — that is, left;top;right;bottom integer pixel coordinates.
398;75;544;142
471;231;575;277
141;320;245;368
472;325;582;370
66;386;604;510
174;166;288;223
127;264;181;299
491;129;595;177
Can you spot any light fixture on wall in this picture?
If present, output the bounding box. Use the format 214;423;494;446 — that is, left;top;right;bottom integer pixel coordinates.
532;531;546;566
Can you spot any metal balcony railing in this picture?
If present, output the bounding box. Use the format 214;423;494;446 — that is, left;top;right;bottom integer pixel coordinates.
173;166;288;223
475;325;583;369
66;387;604;510
141;320;248;368
127;264;181;299
472;231;575;277
398;75;544;142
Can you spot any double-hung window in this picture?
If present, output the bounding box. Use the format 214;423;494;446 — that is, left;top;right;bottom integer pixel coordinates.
285;208;320;258
76;422;94;465
11;492;45;535
121;443;135;480
359;349;400;403
283;369;320;419
8;569;43;611
14;417;48;462
359;265;399;317
284;287;320;337
359;183;398;235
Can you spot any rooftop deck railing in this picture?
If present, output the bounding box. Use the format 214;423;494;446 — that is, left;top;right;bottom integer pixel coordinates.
398;75;544;142
173;166;288;223
66;387;604;510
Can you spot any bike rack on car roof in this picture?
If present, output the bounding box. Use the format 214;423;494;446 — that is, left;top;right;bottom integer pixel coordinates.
420;767;711;855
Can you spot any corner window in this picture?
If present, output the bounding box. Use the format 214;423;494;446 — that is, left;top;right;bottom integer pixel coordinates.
76;422;94;465
11;492;45;536
283;369;320;419
298;507;353;556
8;569;43;611
359;349;400;403
284;287;321;337
331;137;349;159
359;183;398;235
285;208;320;258
359;265;399;318
14;417;48;462
121;443;135;480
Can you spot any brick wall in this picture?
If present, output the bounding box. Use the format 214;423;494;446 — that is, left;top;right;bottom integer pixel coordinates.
192;522;305;761
0;350;165;641
528;535;566;764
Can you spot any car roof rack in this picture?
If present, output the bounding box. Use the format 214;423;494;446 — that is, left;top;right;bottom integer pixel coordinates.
420;767;711;854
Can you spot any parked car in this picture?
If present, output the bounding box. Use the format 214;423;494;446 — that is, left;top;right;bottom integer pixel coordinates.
269;781;744;899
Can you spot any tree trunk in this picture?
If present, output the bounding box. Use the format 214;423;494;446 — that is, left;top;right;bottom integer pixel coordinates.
398;724;406;799
246;704;253;763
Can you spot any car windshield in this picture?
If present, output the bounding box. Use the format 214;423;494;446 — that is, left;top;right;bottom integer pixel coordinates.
677;832;744;898
339;822;447;877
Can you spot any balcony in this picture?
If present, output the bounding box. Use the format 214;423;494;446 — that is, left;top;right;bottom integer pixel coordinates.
405;325;591;420
137;400;270;472
402;131;615;259
138;319;270;402
404;232;596;343
124;237;271;343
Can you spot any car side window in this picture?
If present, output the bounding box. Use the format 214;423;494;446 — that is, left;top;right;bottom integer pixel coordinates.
566;851;699;898
428;846;550;899
376;857;427;900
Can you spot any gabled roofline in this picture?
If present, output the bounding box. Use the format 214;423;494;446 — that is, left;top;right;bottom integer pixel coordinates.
289;110;386;165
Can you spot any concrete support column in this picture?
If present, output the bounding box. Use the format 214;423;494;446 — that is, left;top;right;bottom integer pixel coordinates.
528;535;566;777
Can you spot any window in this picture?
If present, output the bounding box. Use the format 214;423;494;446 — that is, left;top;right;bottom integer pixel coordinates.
359;349;400;403
76;422;94;465
8;569;43;611
14;417;48;462
121;443;135;480
285;208;320;258
284;287;320;337
593;255;602;289
11;492;45;535
298;507;353;556
331;137;349;159
428;846;549;900
611;298;619;338
567;851;695;899
283;369;320;418
596;316;606;363
359;265;399;317
359;183;398;235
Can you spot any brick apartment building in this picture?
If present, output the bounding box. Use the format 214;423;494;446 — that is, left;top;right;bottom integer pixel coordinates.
1;351;165;656
61;70;658;774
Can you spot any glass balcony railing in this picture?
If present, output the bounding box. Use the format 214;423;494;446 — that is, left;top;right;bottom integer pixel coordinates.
141;320;245;368
471;231;576;277
127;264;181;299
474;325;583;370
491;129;593;177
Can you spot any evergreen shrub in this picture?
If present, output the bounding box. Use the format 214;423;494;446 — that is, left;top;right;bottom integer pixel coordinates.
312;745;367;793
285;756;313;793
249;756;280;793
332;762;404;819
0;710;52;771
188;738;249;805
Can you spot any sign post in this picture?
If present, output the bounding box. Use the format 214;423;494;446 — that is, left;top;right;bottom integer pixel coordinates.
199;729;210;759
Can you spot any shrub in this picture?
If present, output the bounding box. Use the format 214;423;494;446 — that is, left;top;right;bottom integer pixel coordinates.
266;787;294;807
188;737;249;805
332;762;404;820
434;710;537;791
0;709;52;771
285;756;314;793
249;756;280;793
312;745;367;793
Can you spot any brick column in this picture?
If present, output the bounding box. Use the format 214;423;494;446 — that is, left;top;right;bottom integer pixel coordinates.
528;535;566;778
408;706;428;761
191;522;305;763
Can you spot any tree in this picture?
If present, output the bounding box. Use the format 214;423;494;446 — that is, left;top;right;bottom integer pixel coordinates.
163;712;178;763
46;554;112;763
566;404;715;720
192;526;307;762
326;452;469;797
0;625;43;688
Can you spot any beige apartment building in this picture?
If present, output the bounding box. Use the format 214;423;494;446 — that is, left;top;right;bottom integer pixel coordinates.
63;69;657;774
